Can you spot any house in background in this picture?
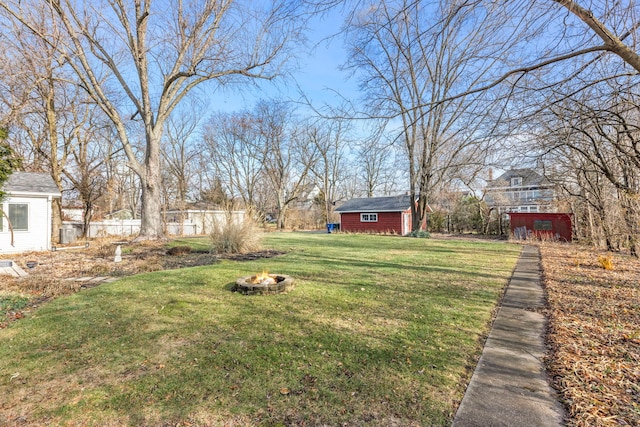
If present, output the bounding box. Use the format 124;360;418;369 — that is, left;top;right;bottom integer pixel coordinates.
104;208;137;220
61;205;85;221
0;172;61;253
335;194;428;235
485;168;556;214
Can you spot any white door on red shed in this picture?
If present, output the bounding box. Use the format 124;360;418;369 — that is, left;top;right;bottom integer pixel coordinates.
403;213;410;235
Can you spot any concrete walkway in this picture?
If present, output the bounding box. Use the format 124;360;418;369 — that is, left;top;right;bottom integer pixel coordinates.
452;245;566;427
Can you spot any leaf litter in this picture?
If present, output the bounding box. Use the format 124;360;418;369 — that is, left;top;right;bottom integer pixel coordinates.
540;243;640;427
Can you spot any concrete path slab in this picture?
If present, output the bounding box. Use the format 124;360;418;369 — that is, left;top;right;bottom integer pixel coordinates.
0;260;28;278
453;245;566;427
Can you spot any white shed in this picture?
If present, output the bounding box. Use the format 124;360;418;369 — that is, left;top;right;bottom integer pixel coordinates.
0;172;61;253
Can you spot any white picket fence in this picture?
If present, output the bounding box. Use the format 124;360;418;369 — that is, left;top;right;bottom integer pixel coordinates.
61;220;199;242
60;210;245;243
61;210;245;243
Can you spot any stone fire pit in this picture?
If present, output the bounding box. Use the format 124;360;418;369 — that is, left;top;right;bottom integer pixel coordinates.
234;273;295;295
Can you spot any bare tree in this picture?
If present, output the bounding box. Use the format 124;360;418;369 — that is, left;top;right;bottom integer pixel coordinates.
411;1;640;109
536;82;640;255
253;100;318;229
551;0;640;73
201;110;265;209
355;133;401;197
161;107;202;218
0;16;73;241
1;16;127;239
1;0;309;240
550;151;621;251
306;118;348;224
344;0;501;231
60;106;116;237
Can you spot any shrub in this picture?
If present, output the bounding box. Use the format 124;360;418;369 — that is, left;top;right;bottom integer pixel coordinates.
135;261;164;273
210;210;262;254
95;242;115;258
166;245;192;256
598;255;614;270
407;230;431;238
88;264;111;276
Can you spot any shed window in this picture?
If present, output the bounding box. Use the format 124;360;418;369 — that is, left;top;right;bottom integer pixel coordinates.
533;220;552;231
8;203;29;231
511;177;522;186
361;213;378;222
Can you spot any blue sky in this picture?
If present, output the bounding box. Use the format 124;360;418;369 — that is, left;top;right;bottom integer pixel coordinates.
210;9;359;115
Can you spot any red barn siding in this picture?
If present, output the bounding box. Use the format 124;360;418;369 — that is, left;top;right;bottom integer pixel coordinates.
509;213;573;242
340;211;413;234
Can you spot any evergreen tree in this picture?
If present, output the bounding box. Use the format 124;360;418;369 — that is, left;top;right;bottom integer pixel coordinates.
0;128;22;202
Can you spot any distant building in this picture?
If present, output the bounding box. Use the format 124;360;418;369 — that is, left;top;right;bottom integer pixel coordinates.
485;168;556;214
335;194;429;235
62;206;85;221
104;209;137;220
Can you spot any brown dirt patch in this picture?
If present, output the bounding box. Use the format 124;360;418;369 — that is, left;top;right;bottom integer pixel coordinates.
540;242;640;427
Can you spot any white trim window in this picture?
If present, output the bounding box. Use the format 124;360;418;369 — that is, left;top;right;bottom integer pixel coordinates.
7;203;29;231
360;213;378;222
511;177;523;186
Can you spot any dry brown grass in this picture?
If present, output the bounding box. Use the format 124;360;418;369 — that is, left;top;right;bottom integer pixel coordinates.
540;243;640;427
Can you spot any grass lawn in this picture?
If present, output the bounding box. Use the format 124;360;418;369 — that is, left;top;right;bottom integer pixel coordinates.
0;233;521;426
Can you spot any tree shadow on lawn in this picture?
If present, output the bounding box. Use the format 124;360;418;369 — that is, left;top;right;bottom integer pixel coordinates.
292;253;513;282
0;266;482;426
118;300;461;425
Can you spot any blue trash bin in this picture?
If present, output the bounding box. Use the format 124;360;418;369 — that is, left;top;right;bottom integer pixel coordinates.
327;223;340;233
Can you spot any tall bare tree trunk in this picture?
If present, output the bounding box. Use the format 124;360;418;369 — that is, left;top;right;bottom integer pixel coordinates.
44;80;63;244
138;132;164;239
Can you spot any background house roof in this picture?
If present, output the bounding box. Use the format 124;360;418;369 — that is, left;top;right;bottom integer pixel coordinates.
335;194;413;212
487;168;550;187
3;172;61;196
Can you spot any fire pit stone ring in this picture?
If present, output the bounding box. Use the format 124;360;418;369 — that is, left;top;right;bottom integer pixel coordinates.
234;274;295;295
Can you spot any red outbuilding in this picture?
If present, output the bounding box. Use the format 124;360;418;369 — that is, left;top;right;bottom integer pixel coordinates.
508;212;573;242
335;194;428;235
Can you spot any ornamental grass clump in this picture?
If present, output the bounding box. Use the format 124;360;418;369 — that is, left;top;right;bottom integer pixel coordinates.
209;210;262;254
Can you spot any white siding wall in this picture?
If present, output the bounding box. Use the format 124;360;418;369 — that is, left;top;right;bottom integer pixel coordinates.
0;195;52;253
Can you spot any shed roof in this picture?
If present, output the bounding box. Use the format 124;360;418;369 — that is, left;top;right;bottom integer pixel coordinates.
3;172;61;197
335;195;413;213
